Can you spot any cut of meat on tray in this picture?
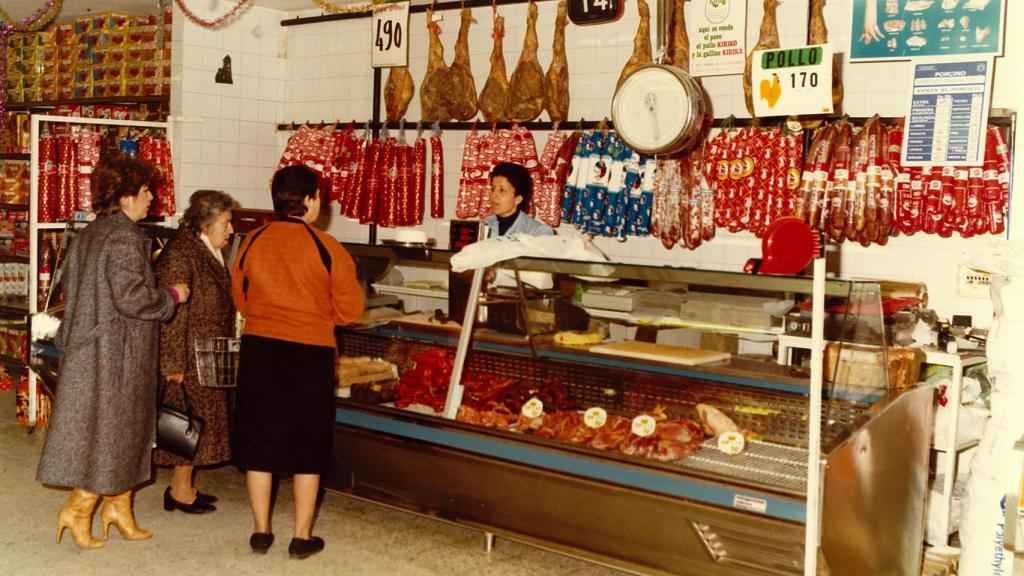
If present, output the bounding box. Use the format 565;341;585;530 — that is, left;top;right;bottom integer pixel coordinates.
696;403;741;437
507;0;545;122
448;7;478;121
616;0;652;90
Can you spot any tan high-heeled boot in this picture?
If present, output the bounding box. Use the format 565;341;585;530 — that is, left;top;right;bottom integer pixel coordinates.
101;490;153;541
56;488;105;549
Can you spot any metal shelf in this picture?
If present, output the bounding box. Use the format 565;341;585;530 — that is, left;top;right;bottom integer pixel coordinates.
0;254;29;264
4;95;169;112
0;153;30;161
0;298;29;315
0;203;29;211
372;283;448;299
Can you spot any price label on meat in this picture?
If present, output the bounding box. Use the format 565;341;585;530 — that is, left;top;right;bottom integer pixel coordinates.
752;44;834;117
521;397;544;419
584;407;608;429
371;0;410;68
631;414;657;437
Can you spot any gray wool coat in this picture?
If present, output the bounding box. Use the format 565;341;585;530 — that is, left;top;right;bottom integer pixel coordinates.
37;211;177;495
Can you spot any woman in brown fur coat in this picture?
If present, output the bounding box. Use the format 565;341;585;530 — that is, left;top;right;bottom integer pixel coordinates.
154;190;237;514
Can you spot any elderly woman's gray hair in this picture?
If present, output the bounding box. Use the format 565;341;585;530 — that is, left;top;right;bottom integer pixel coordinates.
180;190;238;232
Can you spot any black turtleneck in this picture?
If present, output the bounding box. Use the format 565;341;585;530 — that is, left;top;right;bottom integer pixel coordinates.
496;210;519;236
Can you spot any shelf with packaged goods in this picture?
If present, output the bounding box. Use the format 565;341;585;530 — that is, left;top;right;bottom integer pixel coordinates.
0;153;30;161
0;203;29;211
23;114;174;431
0;254;29;264
0;297;29;315
3;95;170;113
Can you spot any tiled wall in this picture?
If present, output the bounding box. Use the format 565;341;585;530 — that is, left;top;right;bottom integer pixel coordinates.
172;0;1022;325
170;3;285;213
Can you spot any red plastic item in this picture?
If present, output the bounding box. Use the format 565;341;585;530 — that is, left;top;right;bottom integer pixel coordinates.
758;217;819;275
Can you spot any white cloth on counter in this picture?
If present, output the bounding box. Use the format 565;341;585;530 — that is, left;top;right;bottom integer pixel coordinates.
450;230;608;273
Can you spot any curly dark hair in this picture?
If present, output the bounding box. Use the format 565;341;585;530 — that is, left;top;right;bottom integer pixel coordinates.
180;189;238;232
490;162;533;208
91;155;160;216
271;165;319;218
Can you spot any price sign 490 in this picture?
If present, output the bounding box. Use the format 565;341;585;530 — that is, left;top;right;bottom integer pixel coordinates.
371;0;410;68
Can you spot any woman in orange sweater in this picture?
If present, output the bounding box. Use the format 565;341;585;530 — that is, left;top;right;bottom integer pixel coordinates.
230;165;364;559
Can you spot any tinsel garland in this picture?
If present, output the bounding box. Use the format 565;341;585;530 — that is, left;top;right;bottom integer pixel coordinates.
0;0;63;32
311;0;376;15
174;0;252;29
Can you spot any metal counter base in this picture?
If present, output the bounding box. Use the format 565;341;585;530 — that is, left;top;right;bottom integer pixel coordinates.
328;418;805;575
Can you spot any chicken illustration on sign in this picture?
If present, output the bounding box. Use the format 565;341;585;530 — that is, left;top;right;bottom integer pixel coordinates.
759;72;781;109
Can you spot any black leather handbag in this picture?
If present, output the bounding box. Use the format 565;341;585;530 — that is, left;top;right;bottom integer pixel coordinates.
156;382;205;460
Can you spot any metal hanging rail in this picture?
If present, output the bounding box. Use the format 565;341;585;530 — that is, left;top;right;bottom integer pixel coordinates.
279;0;549;26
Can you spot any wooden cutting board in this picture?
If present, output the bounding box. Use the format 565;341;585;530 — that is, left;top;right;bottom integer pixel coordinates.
589;341;731;366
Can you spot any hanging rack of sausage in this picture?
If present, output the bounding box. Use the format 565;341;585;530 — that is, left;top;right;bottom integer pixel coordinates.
275;0;1014;252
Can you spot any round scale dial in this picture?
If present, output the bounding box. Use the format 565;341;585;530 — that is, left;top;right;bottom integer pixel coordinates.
611;64;705;155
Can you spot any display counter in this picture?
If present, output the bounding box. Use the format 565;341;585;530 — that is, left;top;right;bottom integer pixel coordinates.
328;248;933;576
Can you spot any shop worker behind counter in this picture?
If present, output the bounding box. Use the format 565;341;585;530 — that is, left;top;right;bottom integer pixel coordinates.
37;155;191;549
154;190;239;515
485;162;553;238
230;164;365;559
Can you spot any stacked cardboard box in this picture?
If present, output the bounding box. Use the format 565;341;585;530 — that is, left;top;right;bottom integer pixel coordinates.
5;7;171;103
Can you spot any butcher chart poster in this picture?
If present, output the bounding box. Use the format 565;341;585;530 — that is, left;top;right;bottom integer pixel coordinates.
850;0;1004;62
902;57;992;166
688;0;747;77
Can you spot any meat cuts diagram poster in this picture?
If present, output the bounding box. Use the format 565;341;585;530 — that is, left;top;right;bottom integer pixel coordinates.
688;0;747;77
850;0;1004;62
902;57;992;166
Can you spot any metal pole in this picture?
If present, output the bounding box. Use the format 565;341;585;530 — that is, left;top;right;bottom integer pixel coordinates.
442;266;484;419
804;257;826;574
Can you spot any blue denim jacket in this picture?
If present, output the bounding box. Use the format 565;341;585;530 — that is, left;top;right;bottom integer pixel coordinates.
484;211;554;239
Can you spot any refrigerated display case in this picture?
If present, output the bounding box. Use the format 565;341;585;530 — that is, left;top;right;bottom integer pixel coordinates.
329;247;932;576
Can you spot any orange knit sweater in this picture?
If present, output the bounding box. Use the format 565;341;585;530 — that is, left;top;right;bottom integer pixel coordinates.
230;220;365;348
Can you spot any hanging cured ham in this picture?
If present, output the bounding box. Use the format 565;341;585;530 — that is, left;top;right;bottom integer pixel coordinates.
543;0;570;122
506;0;545;122
743;0;781;116
616;0;652;90
384;66;415;122
448;8;478;121
420;9;453;123
479;15;509;122
809;0;843;113
666;0;690;72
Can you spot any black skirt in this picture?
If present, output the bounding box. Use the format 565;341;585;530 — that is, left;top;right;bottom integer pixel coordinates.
232;335;335;475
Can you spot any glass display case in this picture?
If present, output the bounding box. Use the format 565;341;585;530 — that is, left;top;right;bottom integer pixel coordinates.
330;246;932;576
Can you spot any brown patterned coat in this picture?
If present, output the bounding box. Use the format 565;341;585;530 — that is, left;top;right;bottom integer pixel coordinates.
153;229;235;467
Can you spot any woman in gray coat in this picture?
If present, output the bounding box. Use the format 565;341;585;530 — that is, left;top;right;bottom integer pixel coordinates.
37;155;190;549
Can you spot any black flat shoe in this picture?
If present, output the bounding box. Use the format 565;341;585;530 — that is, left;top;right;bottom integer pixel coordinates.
195;491;218;504
249;532;274;554
288;536;324;559
163;487;216;514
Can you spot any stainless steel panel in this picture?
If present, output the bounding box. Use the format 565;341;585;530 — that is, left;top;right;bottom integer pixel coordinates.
821;386;934;576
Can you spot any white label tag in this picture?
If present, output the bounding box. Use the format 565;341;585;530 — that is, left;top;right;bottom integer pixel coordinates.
584;407;608;429
521;397;544;419
631;415;657;437
371;0;411;68
733;494;767;514
717;431;745;454
752;44;835;117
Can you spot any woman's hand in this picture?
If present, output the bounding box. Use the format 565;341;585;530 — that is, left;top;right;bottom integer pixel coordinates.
169;283;191;303
165;373;185;384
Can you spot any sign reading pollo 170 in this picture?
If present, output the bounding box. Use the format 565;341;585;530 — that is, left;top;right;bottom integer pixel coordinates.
751;44;834;117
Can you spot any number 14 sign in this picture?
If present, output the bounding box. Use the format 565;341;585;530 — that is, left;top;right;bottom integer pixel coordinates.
568;0;623;25
372;0;410;68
